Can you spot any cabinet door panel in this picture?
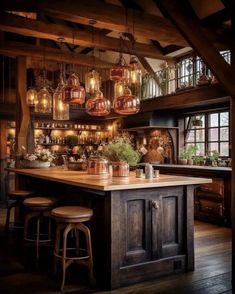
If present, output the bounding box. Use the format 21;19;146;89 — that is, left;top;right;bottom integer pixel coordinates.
120;197;151;266
161;194;184;258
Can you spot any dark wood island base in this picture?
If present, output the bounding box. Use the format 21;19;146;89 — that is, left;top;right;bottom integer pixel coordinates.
11;168;211;290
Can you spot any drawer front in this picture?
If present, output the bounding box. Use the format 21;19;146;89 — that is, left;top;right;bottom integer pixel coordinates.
199;178;224;197
197;199;224;217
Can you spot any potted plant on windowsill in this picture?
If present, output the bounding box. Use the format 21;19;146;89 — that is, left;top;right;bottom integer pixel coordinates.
209;150;220;167
103;137;140;177
179;145;197;165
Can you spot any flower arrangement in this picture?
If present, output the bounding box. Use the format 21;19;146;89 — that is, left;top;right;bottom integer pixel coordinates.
103;136;140;166
24;148;55;162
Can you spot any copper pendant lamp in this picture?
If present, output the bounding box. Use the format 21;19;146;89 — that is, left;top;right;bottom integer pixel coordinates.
62;72;85;105
113;86;140;115
86;90;111;116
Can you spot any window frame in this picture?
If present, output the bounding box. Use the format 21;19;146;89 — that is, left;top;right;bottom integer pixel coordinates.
184;109;230;158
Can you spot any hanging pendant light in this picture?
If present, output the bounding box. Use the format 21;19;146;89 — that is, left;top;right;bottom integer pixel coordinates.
35;69;52;113
26;88;37;106
35;87;52;113
110;54;129;82
53;65;70;120
86;90;111;116
128;56;142;86
85;19;101;95
62;72;85;105
26;68;37;106
114;80;125;98
113;86;140;115
85;69;100;94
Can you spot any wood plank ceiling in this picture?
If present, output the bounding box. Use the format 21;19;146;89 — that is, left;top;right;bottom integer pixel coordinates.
0;0;233;71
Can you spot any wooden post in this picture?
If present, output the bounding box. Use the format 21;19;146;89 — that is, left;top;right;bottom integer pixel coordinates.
15;56;30;166
229;1;235;288
0;120;7;202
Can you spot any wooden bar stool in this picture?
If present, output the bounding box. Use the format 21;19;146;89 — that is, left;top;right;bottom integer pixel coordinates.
51;206;94;291
23;197;57;262
5;190;35;232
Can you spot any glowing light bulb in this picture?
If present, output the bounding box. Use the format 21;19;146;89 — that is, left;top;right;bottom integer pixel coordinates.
58;101;64;111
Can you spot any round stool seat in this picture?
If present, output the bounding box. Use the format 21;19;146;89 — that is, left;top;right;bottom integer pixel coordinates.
52;206;93;223
8;190;35;199
24;197;57;208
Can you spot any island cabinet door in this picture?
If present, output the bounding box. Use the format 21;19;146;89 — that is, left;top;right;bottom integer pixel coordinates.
152;186;184;260
119;191;152;267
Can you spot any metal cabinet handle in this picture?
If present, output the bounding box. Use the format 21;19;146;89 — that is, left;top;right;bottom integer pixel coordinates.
151;200;159;209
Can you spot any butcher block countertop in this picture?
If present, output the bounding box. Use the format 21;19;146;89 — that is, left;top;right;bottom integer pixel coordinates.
9;167;212;191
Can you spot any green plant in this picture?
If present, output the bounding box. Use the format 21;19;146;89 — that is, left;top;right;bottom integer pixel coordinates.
66;135;78;148
179;145;197;160
194;155;204;165
210;150;220;161
103;137;140;166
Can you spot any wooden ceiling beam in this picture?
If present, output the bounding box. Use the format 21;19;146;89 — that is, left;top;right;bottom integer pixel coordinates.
0;41;113;68
140;84;229;112
0;12;171;60
155;0;235;98
201;8;230;29
0;0;187;47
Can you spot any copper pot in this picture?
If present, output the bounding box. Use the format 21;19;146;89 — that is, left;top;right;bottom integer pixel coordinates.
112;161;129;177
88;156;109;175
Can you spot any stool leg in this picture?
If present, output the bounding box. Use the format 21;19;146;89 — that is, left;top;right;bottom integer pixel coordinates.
54;223;65;275
77;223;95;285
24;212;40;240
75;228;79;256
48;217;52;241
5;201;16;232
36;215;41;262
61;223;74;291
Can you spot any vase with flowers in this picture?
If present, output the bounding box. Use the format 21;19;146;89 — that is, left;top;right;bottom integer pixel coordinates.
21;148;55;168
103;136;140;177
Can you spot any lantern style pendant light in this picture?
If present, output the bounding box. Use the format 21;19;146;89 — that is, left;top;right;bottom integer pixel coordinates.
26;69;37;106
35;69;52;113
110;54;129;82
62;72;85;105
128;56;142;86
26;88;37;106
85;69;100;94
86;90;111;116
85;19;101;95
114;80;125;98
113;86;140;115
53;66;70;120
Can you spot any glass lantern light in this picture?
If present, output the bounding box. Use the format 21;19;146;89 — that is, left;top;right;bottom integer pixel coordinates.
62;72;85;105
128;56;142;86
35;86;52;113
53;73;69;120
114;80;125;98
85;69;101;94
26;87;37;106
86;90;111;116
34;68;52;113
113;86;140;115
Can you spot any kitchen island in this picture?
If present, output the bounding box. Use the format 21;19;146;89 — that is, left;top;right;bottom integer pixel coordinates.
10;167;211;290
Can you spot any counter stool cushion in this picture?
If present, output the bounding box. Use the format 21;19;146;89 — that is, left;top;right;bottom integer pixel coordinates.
23;197;57;208
51;206;93;223
8;190;35;199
